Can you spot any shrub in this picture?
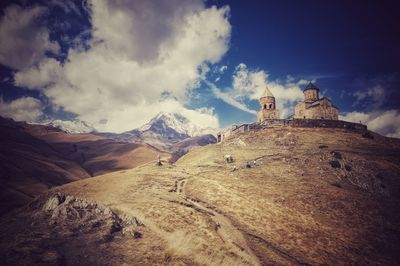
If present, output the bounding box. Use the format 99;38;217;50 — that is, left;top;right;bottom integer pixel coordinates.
362;131;374;139
331;182;342;188
329;160;341;168
330;151;342;160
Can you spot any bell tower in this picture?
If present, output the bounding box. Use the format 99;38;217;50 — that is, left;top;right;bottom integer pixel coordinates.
303;82;320;103
257;87;279;122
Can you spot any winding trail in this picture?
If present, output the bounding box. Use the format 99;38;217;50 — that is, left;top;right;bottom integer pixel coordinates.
176;179;261;266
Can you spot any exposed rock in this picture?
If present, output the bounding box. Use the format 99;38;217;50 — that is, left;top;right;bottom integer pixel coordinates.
133;231;143;239
43;193;64;211
38;193;144;235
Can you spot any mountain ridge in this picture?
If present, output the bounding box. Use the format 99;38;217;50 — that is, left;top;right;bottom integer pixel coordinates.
34;119;96;134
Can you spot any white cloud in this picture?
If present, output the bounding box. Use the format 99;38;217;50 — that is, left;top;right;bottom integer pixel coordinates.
12;0;231;132
0;97;44;122
219;65;227;73
206;81;257;114
340;110;400;138
211;63;305;118
14;58;62;89
353;85;385;108
0;4;60;70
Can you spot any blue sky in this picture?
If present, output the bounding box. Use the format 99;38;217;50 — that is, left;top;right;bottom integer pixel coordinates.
0;0;399;136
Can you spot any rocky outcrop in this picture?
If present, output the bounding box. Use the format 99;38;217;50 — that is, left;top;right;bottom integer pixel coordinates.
0;193;145;265
41;193;142;231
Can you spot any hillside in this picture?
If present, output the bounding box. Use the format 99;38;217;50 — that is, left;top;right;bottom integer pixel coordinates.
1;127;400;265
0;117;168;215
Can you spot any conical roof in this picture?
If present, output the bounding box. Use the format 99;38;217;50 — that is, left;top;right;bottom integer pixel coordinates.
261;86;274;98
303;82;320;92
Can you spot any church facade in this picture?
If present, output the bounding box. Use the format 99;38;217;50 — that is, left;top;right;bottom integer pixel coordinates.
293;82;338;120
256;82;338;123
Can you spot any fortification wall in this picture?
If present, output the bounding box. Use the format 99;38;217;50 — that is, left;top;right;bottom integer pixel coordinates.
217;119;367;142
288;119;367;131
259;119;366;131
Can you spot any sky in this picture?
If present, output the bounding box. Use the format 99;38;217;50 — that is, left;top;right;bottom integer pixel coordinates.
0;0;399;137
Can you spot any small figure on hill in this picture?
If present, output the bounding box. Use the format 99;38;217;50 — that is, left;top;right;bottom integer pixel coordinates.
224;154;234;163
253;160;257;166
232;165;237;171
157;154;163;166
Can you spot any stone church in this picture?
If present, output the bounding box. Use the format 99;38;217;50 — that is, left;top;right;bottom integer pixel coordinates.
294;82;338;120
257;87;279;122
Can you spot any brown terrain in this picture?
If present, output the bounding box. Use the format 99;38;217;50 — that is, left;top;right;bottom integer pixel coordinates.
1;126;400;265
0;117;168;215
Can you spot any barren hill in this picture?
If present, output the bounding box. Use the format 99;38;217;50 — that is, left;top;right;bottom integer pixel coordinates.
1;127;400;265
0;117;168;215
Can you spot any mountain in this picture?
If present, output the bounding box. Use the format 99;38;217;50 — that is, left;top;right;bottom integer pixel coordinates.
1;126;399;264
0;116;168;216
96;112;218;151
139;112;217;138
39;119;96;134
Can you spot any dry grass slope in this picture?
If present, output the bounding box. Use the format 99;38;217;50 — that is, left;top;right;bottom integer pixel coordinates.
0;117;169;215
1;127;399;265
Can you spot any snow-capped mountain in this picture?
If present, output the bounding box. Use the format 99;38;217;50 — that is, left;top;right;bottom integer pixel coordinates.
95;112;218;151
138;113;191;141
139;112;219;137
42;119;96;134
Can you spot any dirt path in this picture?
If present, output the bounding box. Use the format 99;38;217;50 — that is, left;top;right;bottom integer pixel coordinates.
176;179;261;266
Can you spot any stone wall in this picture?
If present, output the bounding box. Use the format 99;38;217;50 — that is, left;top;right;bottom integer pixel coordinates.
217;119;367;142
259;119;288;127
257;109;279;122
288;119;367;131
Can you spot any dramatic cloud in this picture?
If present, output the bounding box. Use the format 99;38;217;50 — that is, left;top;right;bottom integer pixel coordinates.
0;97;44;122
343;82;400;138
0;4;60;70
12;0;231;132
353;85;385;109
341;110;400;138
211;63;306;118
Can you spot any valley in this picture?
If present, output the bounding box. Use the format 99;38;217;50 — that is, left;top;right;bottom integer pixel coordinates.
0;112;216;216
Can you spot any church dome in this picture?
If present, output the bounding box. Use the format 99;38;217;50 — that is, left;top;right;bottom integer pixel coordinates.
303;82;320;92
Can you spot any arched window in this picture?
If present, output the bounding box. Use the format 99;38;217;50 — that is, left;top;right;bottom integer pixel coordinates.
269;104;273;109
264;104;267;109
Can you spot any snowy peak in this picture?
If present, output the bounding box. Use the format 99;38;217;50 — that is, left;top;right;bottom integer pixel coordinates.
139;112;199;137
43;119;96;134
93;112;218;152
